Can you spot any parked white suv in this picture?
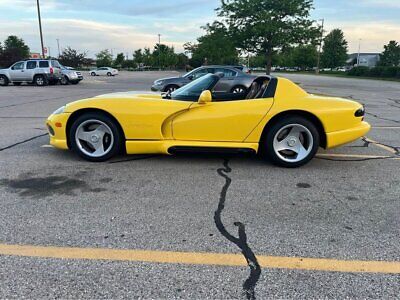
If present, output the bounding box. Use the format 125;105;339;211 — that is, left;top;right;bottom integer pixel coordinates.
0;59;62;86
90;67;118;76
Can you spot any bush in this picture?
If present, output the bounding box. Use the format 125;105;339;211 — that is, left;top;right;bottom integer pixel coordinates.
347;66;370;76
368;66;385;77
381;67;399;78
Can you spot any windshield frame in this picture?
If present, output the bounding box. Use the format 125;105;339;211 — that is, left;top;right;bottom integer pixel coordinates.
170;73;220;102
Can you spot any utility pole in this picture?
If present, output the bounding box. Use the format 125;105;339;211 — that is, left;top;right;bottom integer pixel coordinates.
158;34;161;70
316;18;324;75
357;39;362;66
48;46;51;58
56;38;60;57
36;0;45;58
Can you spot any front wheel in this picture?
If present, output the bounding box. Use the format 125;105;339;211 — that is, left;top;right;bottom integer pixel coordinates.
231;86;247;94
60;75;69;85
90;72;96;76
107;72;112;76
0;75;9;86
69;113;122;162
262;116;319;168
164;85;179;94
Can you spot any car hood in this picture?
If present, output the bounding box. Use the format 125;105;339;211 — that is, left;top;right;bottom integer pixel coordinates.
94;91;160;98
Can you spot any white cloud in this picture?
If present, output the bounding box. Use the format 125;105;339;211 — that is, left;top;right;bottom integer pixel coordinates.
361;0;400;8
0;18;191;57
325;21;400;53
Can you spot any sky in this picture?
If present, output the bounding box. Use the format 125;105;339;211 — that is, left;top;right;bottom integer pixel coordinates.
0;0;399;58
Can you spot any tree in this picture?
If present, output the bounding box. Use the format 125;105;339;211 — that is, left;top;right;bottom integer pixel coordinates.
95;49;113;67
321;29;348;69
184;22;239;68
379;41;400;67
133;49;143;65
293;45;317;70
58;47;87;68
217;0;319;74
113;53;125;67
0;35;30;67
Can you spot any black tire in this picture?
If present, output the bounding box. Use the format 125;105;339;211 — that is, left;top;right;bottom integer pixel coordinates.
262;116;320;168
164;85;179;93
107;72;112;76
231;85;247;94
61;75;69;85
69;112;123;162
90;72;96;76
0;75;9;86
13;82;22;86
34;75;48;86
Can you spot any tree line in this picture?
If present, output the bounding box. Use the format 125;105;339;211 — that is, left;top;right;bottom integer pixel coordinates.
1;0;400;75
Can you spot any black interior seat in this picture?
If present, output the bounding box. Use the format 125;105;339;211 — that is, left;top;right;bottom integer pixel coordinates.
245;82;260;99
254;80;270;98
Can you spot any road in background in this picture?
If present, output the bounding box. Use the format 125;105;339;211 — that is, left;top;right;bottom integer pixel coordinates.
0;72;399;299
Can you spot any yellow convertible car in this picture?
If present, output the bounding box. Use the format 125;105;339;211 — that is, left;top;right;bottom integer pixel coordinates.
46;74;370;167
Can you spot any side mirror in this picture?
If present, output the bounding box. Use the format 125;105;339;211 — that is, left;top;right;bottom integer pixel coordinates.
198;90;212;104
187;75;194;80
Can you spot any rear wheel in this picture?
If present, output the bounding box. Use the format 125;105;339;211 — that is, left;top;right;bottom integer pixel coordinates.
262;116;319;168
107;72;112;76
0;75;9;86
69;113;122;162
34;75;47;86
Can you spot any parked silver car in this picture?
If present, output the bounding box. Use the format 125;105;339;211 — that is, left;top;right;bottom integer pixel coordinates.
0;59;62;86
60;66;83;85
151;65;255;94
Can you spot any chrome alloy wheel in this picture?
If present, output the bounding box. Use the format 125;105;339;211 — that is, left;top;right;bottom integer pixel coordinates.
273;124;314;163
75;119;114;158
232;86;246;93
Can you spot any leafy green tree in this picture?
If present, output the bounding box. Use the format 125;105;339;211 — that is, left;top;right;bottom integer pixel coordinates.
113;52;125;67
58;46;87;68
321;29;348;69
379;41;400;67
153;44;178;69
176;53;189;69
121;59;136;69
95;49;113;67
133;49;143;65
143;47;153;66
293;45;317;70
184;22;239;68
217;0;319;74
0;35;30;67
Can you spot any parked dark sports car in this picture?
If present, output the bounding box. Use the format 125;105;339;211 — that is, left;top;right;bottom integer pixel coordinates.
151;65;255;94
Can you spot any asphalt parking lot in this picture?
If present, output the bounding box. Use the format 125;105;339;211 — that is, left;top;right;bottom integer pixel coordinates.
0;71;399;299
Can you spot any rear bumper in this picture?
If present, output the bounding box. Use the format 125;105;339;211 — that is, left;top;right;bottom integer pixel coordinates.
326;121;371;148
46;113;70;150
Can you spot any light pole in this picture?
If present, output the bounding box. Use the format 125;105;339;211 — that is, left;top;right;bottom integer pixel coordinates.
158;34;161;70
36;0;45;58
357;39;362;66
56;38;60;57
316;18;324;75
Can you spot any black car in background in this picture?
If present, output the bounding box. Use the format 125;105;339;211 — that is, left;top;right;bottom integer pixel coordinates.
151;65;255;94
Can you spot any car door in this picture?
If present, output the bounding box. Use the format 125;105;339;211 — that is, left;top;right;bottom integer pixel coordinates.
213;68;237;92
171;97;274;142
8;62;26;81
24;61;37;81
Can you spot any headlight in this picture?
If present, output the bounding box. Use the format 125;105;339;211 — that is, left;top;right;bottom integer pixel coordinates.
154;80;164;85
355;106;365;117
52;106;65;115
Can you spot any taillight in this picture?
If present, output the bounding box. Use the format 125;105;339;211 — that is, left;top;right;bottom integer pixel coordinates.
50;67;54;74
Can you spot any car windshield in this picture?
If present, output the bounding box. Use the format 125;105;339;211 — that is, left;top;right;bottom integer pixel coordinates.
170;74;219;101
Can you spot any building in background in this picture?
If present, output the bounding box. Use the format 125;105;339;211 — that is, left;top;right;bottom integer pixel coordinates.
347;53;380;67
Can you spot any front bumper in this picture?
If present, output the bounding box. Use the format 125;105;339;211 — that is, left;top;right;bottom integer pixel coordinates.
46;113;70;150
326;121;371;148
151;84;163;92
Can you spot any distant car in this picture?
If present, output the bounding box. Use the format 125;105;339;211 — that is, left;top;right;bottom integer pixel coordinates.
0;59;62;86
336;67;347;72
90;67;118;76
60;66;83;85
151;65;255;94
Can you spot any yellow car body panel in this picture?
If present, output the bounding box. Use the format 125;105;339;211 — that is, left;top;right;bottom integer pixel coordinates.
46;77;370;156
245;77;370;148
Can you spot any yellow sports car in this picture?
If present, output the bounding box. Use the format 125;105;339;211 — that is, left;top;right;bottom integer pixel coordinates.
46;74;370;167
